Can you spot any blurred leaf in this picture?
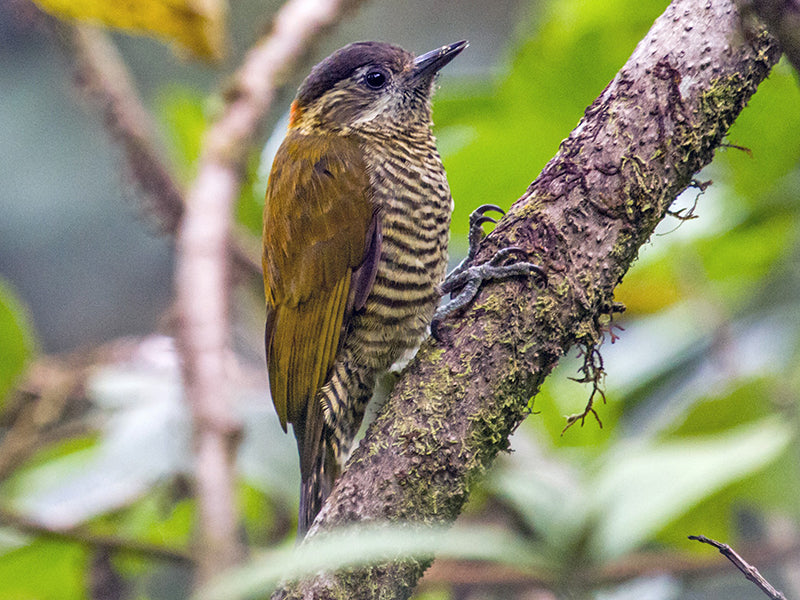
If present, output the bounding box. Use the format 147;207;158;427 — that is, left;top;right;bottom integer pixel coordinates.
496;413;793;572
9;357;190;528
157;87;207;180
490;439;588;553
197;524;547;600
588;417;792;560
696;209;797;305
410;587;452;600
236;151;266;236
715;59;800;204
435;0;666;243
652;379;800;538
669;378;780;437
110;490;194;551
32;0;227;61
615;256;683;315
0;540;87;600
236;387;300;505
0;278;35;408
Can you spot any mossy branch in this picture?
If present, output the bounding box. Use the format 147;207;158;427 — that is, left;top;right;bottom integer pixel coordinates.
272;0;781;598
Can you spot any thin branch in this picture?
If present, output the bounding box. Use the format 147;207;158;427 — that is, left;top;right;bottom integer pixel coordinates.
45;18;185;233
174;0;367;584
272;0;781;597
0;509;192;565
37;8;262;274
689;535;788;600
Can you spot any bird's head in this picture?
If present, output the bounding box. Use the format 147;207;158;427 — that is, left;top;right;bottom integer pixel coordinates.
288;40;467;135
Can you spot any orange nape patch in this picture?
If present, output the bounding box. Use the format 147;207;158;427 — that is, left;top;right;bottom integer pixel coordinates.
289;100;304;127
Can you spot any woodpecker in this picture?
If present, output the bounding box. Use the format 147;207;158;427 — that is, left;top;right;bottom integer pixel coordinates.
263;40;544;535
262;40;465;535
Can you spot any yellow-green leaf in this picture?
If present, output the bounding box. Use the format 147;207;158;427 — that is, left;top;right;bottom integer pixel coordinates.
0;278;35;408
32;0;227;61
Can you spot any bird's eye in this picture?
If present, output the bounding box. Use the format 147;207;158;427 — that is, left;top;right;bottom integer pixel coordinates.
364;70;388;89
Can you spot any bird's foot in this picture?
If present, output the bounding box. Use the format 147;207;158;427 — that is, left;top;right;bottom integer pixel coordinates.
445;204;506;284
467;204;505;259
431;246;547;341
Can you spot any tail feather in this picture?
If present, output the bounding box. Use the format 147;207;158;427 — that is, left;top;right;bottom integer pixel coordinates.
298;438;339;536
294;398;340;537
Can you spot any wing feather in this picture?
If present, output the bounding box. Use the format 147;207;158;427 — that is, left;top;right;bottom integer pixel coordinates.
263;131;377;434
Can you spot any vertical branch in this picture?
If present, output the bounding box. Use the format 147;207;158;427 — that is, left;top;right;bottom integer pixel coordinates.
174;0;368;584
41;0;370;583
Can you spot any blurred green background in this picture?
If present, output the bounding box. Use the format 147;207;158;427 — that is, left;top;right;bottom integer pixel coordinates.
1;0;800;598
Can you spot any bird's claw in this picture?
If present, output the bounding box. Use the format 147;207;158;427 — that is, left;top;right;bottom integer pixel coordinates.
472;215;498;228
467;205;505;260
470;203;504;224
431;204;547;342
431;244;547;342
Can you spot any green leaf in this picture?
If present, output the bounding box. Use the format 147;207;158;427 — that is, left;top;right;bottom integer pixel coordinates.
0;539;87;599
196;524;547;600
490;448;588;552
716;59;800;204
696;209;796;304
156;87;207;181
588;417;792;560
434;0;666;243
0;278;35;408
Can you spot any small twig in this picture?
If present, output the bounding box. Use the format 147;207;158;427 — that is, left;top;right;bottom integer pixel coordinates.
719;141;755;156
689;535;788;600
665;178;709;221
174;0;368;584
0;509;192;565
563;343;607;433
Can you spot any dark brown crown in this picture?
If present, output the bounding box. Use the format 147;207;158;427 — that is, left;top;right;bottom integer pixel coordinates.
296;42;413;108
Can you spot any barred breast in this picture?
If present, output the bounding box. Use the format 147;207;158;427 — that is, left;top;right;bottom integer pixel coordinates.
321;128;452;455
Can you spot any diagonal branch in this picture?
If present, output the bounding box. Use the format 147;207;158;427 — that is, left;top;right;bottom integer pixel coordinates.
46;18;185;233
743;0;800;73
174;0;367;584
41;9;263;275
273;0;781;597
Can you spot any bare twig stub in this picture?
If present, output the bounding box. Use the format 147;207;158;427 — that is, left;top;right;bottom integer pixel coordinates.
174;0;367;584
689;535;788;600
272;0;781;598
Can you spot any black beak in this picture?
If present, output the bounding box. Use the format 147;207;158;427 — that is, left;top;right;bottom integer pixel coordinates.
412;40;468;82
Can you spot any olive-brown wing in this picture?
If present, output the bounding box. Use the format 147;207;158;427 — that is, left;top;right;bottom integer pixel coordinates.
262;131;376;433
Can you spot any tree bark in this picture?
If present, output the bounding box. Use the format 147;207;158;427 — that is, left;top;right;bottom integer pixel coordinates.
744;0;800;73
272;0;781;598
